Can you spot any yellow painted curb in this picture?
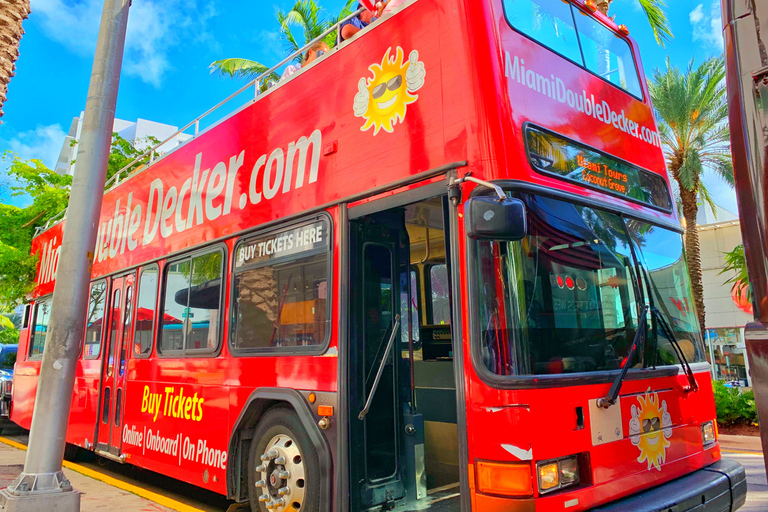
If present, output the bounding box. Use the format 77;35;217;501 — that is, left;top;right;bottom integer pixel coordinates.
0;436;207;512
722;448;763;455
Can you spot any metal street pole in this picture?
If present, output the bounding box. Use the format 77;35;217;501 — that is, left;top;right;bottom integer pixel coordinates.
0;0;130;510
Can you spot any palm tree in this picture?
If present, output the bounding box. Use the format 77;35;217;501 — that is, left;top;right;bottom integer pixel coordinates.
0;0;31;122
649;58;734;332
210;0;355;85
597;0;672;47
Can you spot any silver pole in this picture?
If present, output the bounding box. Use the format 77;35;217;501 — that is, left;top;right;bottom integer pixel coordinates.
0;1;130;510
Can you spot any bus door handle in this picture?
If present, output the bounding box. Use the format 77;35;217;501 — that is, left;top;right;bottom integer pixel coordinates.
359;315;400;421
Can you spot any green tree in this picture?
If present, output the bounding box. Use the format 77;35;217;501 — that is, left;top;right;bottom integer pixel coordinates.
597;0;673;47
209;0;355;86
105;134;161;183
0;133;160;310
649;57;734;332
0;315;18;345
0;155;71;308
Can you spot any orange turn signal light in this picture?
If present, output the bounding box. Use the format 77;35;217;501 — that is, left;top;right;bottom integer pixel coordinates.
308;393;317;404
618;24;629;36
317;405;334;417
584;0;598;12
476;461;533;497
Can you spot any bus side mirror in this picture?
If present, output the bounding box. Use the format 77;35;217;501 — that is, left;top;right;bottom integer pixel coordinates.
466;196;527;241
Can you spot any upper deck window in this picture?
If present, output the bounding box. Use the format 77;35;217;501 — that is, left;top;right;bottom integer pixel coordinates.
503;0;643;98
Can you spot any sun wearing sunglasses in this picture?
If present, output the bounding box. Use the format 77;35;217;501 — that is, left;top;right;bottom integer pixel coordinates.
372;75;403;99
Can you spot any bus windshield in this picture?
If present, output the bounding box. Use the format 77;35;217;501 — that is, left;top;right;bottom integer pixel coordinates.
474;193;707;377
503;0;643;98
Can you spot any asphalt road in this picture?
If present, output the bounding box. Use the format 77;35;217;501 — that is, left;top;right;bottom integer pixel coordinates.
723;451;768;512
1;429;765;511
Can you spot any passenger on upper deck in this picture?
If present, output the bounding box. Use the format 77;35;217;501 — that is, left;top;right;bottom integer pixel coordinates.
380;0;408;16
340;2;382;41
280;41;330;80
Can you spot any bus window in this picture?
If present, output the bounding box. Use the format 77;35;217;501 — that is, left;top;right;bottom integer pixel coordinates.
503;0;642;98
186;252;223;351
573;10;642;98
30;300;51;359
503;0;582;65
120;285;133;376
161;260;190;352
474;194;642;376
22;304;31;329
107;288;120;376
135;266;158;357
400;269;420;344
84;281;107;359
428;264;450;325
232;219;330;352
159;250;223;355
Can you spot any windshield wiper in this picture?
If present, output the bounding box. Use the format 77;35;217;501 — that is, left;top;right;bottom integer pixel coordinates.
597;304;649;409
650;307;699;393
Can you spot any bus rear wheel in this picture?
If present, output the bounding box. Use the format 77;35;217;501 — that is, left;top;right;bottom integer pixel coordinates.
248;406;319;512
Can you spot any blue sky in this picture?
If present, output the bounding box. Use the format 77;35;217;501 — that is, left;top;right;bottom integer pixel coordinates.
0;0;734;213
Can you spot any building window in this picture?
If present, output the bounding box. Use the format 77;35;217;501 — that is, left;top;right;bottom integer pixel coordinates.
159;250;224;355
232;218;330;353
84;281;107;359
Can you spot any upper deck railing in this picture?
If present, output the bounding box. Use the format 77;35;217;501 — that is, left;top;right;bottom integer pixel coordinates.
35;6;369;237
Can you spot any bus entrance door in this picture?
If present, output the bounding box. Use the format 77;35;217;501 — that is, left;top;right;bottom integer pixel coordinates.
350;210;411;510
96;273;135;457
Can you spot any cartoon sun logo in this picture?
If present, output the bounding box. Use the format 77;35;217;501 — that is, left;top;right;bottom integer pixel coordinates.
629;391;673;471
353;47;426;135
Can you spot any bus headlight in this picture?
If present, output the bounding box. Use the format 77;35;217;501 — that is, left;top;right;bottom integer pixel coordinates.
537;456;580;494
538;462;559;491
701;421;716;445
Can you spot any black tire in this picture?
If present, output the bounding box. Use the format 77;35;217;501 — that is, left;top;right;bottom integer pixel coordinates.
63;443;80;462
247;405;320;512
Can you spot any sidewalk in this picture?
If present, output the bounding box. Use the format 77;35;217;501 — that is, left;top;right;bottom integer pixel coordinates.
720;434;764;453
0;441;175;512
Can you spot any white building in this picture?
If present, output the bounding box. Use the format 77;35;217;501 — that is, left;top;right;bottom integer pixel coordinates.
698;204;753;386
53;114;192;176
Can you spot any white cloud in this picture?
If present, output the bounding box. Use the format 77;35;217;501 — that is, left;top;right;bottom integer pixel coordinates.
30;0;217;87
4;124;67;170
0;124;67;207
689;4;704;24
689;2;723;51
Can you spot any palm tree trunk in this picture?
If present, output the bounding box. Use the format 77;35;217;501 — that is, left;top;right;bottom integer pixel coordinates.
680;187;706;332
0;0;31;123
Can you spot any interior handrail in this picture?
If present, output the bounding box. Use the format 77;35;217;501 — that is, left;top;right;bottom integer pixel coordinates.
359;314;401;421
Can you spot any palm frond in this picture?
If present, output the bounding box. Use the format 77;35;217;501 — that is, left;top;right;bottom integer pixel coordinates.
697;180;718;220
209;58;272;80
650;56;733;203
636;0;673;47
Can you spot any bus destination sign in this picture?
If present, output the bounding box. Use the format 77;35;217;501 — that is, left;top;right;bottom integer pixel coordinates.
576;154;629;195
525;126;672;211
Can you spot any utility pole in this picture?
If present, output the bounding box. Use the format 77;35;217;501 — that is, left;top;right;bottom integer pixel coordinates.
0;0;130;510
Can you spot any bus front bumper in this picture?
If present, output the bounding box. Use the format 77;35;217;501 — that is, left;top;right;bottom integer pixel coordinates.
591;459;746;512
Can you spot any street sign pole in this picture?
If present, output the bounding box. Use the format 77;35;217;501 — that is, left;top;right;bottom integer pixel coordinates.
0;1;130;510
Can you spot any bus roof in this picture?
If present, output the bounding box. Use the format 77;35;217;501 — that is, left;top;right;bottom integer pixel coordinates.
30;0;671;298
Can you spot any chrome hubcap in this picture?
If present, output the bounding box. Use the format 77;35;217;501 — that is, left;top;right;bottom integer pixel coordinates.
255;435;305;511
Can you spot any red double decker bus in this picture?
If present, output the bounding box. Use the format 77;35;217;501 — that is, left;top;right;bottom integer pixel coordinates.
13;0;745;510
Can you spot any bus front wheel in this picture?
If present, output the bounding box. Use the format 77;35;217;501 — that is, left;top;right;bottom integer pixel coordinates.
248;406;320;512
